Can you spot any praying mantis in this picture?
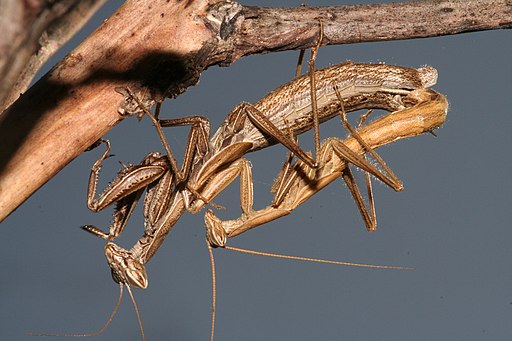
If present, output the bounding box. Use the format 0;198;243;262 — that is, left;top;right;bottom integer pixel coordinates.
75;57;447;340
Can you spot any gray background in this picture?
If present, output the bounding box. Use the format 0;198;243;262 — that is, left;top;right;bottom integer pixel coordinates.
2;1;511;340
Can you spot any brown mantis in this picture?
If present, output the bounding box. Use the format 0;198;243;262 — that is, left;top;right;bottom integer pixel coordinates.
74;58;446;340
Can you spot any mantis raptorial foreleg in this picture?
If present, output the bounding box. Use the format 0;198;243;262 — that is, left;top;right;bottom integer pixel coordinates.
83;139;168;240
82;96;212;241
205;89;448;245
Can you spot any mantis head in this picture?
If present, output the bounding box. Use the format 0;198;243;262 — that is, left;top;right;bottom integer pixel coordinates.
105;242;148;289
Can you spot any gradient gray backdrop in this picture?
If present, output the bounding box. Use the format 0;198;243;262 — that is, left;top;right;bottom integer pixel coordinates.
2;1;511;340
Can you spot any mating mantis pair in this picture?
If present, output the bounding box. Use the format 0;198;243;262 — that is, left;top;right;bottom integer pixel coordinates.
85;61;444;281
76;54;447;340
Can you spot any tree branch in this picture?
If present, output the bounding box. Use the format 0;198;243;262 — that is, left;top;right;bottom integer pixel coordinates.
0;0;107;110
0;0;510;221
227;0;512;60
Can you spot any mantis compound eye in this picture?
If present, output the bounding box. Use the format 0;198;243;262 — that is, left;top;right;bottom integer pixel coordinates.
105;242;148;289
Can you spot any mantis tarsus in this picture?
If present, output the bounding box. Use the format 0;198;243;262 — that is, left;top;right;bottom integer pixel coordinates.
76;61;446;340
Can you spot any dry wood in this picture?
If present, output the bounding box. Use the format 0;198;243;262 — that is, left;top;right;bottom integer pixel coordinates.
0;0;510;222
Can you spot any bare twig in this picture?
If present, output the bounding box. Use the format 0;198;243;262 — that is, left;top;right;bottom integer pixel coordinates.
0;0;510;221
225;1;512;60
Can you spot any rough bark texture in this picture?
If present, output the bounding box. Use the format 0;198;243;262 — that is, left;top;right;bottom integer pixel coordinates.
0;0;510;221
